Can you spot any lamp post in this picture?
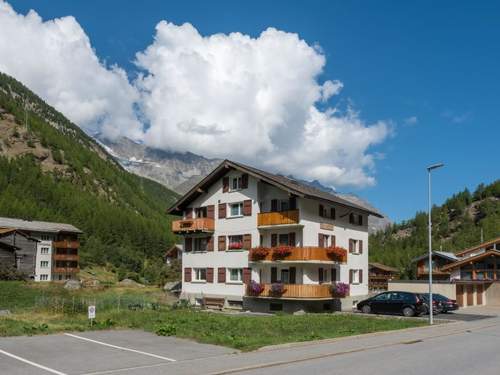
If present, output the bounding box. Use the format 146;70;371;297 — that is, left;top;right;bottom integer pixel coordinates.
427;163;444;325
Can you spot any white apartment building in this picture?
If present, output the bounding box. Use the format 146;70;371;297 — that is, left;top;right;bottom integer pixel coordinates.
168;160;382;313
0;217;82;281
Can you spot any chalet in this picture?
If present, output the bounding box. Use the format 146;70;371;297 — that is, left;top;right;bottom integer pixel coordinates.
165;244;183;265
368;262;399;291
0;228;38;277
0;217;82;281
412;251;459;280
168;160;383;313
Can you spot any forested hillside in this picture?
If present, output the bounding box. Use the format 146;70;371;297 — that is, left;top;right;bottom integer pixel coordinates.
370;180;500;278
0;72;178;282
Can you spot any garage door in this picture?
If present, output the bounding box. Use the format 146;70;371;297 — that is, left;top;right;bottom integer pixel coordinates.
456;285;464;307
477;284;483;305
466;284;474;306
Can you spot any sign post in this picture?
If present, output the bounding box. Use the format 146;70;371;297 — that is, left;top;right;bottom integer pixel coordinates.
88;305;96;327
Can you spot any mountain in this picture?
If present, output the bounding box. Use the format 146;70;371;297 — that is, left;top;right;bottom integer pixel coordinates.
0;71;179;282
98;136;221;194
370;179;500;277
287;175;391;234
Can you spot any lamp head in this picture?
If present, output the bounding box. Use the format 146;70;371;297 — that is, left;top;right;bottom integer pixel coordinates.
427;163;444;171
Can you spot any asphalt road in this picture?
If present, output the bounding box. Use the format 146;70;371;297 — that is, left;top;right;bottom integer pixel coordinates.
1;308;499;375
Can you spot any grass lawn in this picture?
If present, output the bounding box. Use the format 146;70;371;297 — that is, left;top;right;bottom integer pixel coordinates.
0;281;426;351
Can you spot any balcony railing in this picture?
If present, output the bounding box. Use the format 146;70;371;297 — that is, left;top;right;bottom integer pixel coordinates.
52;267;79;274
257;210;299;227
53;254;80;262
249;246;347;263
172;218;215;234
53;240;79;249
249;283;333;299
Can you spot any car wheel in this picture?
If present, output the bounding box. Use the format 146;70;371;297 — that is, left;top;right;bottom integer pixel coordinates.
402;307;415;317
361;305;371;314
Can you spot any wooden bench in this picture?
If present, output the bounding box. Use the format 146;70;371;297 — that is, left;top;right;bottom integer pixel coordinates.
203;297;225;310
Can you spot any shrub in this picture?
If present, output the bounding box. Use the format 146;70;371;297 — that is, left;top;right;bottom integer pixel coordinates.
331;282;350;298
249;247;270;260
247;280;265;295
156;323;176;336
0;266;26;281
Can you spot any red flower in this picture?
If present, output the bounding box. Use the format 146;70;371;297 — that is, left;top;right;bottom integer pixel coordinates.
249;247;270;260
272;246;293;259
326;246;347;262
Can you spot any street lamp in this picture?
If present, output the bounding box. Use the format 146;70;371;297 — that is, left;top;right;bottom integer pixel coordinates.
427;163;444;325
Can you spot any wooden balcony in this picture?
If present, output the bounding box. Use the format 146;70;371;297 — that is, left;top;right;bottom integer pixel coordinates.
250;283;333;299
53;254;80;262
249;246;347;263
172;218;215;234
257;210;299;227
53;240;79;249
52;267;79;274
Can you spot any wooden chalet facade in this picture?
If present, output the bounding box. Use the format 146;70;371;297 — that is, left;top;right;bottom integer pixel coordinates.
368;262;399;291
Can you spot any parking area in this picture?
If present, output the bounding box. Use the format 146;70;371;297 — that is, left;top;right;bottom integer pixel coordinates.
0;330;236;375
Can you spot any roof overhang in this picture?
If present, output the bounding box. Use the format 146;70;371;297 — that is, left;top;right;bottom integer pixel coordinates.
441;250;500;271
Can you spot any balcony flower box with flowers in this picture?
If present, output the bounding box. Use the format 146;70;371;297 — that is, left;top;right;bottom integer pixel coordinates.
247;280;265;296
326;246;348;263
228;242;243;250
331;282;350;298
249;247;270;261
272;246;293;260
270;282;286;296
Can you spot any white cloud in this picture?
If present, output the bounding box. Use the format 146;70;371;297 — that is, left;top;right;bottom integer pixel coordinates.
0;2;390;188
403;116;418;126
135;22;389;187
0;1;142;139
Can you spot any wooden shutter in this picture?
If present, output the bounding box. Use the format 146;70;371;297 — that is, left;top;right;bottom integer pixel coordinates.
241;173;249;189
359;269;363;284
207;268;214;283
243;200;252;216
207;205;215;219
218;267;226;283
331;235;336;248
331;268;337;282
207;236;214;251
349;239;354;253
243;234;252;250
271;267;278;283
319;204;324;217
223;177;229;193
330;207;336;220
243;268;251;284
271;234;278;247
184;268;192;282
358;215;363;225
186;208;193;219
318;233;325;247
288;232;296;246
318;268;324;283
349;269;353;284
289;267;296;284
271;199;278;212
289;196;297;210
218;236;226;251
185;238;192;252
359;240;363;254
218;203;226;219
349;213;355;224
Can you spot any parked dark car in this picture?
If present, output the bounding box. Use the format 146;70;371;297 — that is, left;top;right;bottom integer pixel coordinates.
419;294;443;315
432;293;459;313
357;291;427;317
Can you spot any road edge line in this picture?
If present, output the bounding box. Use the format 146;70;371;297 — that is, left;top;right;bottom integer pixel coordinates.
0;348;67;375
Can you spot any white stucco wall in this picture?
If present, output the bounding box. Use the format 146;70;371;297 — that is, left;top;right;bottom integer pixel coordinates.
34;236;53;282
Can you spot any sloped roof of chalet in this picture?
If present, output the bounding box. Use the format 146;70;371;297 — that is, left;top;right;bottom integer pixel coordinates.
0;227;39;242
456;237;500;256
167;159;383;217
441;250;500;271
411;251;459;264
0;217;82;234
369;262;400;273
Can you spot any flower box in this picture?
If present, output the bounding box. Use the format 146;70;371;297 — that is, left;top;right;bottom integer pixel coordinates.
247;280;265;296
326;246;348;262
331;282;350;298
249;247;270;260
228;242;243;250
270;282;286;296
272;246;293;259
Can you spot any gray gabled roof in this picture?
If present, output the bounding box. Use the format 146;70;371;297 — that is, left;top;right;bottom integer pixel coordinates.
168;159;383;217
0;217;82;234
412;251;459;264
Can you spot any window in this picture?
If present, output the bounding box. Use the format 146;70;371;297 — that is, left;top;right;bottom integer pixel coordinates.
40;247;50;255
195;207;207;218
41;234;52;241
229;202;244;217
228;235;243;250
373;292;390;301
231;177;242;191
193;238;208;252
350;239;363;254
228;268;243;282
280;269;290;283
193;268;207;282
40;274;48;281
278;234;289;246
351;269;360;284
280;200;289;211
349;213;363;226
40;261;49;268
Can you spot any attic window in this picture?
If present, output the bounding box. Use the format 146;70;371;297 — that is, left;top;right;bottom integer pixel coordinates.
231;177;242;191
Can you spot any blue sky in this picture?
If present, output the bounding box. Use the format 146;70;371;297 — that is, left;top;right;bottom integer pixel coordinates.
7;0;500;222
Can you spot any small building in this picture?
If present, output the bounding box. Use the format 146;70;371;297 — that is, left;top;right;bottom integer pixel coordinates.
0;228;39;278
165;244;183;265
0;217;82;281
368;262;399;291
412;251;459;280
